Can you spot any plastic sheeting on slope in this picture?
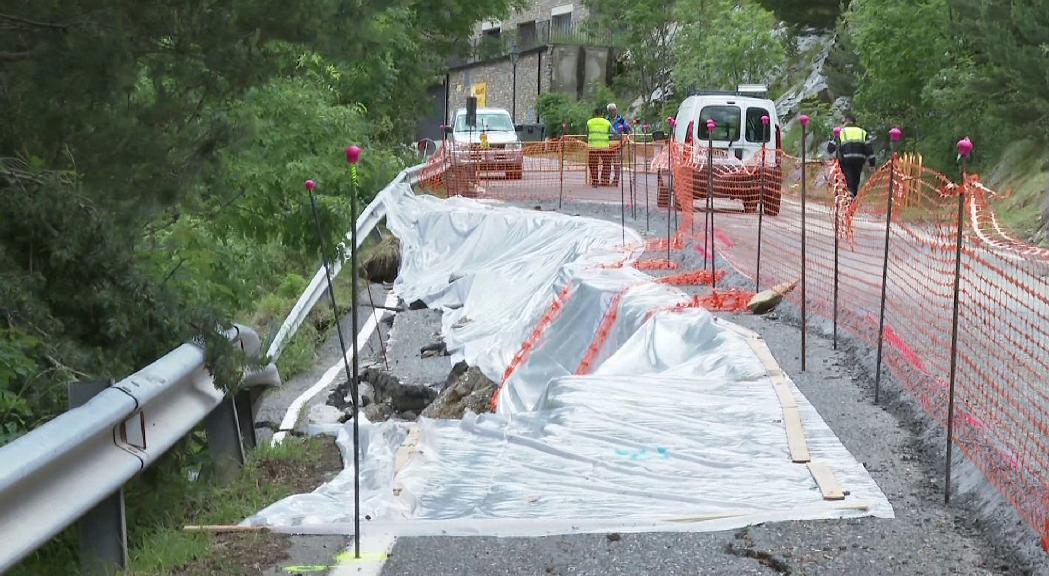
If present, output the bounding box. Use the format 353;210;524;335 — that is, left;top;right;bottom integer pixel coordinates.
246;184;892;536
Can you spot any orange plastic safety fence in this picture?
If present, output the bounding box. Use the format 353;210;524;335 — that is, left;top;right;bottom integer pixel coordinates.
575;292;624;376
491;284;575;411
421;136;1049;549
657;269;727;287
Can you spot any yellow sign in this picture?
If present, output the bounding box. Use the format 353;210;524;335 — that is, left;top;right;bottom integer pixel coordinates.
470;82;487;107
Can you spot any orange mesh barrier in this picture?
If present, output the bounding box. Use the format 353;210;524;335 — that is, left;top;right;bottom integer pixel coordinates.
421;136;1049;549
492;283;575;411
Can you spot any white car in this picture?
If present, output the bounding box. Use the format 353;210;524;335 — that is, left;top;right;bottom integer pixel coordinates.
447;107;524;180
659;85;784;215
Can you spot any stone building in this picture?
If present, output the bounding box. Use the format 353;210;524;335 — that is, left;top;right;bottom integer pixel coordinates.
417;1;617;140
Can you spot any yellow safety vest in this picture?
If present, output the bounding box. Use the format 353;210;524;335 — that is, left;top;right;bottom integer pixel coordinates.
840;126;868;144
587;117;612;149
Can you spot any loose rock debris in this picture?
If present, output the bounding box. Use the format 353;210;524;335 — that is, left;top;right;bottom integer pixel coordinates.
421;361;497;419
327;367;436;422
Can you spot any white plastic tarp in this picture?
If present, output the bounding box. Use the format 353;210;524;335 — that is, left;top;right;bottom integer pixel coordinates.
246;183;892;535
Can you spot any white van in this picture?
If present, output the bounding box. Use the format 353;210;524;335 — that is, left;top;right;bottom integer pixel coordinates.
446;107;524;179
659;85;783;214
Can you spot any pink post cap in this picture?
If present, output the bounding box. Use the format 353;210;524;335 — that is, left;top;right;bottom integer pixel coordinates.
305;179;316;191
833;126;842;138
799;114;810;128
889;127;903;142
761;115;770;126
643;123;650;131
633;118;640;124
345;145;362;165
706;118;716;132
957;137;974;158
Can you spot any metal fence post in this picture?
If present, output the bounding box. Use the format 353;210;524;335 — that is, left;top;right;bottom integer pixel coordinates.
874;128;902;403
69;380;128;575
799;115;810;372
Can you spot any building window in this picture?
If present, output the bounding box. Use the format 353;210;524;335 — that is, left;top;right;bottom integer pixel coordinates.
552;12;571;36
518;20;537;49
551;5;573;36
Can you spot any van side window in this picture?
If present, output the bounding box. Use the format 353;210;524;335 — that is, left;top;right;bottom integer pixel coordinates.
746;108;771;143
698;106;741;141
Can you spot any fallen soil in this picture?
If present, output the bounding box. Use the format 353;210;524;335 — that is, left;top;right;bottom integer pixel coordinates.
420;361;496;419
169;533;292;576
255;437;344;495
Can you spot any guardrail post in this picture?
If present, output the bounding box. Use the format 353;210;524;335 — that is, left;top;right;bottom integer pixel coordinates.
69;380;128;575
234;390;256;451
205;397;244;483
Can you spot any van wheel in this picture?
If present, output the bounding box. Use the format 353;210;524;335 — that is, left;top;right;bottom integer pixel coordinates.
762;192;781;216
742;197;759;213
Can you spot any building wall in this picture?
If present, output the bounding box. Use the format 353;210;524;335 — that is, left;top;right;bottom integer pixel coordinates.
475;1;589;36
447;50;545;126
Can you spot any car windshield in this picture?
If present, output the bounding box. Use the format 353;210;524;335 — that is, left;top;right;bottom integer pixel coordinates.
455;113;515;132
698;105;741;142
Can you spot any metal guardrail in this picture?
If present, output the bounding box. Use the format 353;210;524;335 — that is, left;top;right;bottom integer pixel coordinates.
265;164;423;361
0;162;424;573
0;325;263;573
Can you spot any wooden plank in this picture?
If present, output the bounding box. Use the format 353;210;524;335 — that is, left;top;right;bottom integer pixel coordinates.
184;525;269;533
771;379;798;409
783;406;811;463
394;426;422;474
807;462;846;500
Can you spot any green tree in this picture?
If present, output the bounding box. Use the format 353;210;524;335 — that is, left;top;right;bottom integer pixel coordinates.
585;0;676;108
672;0;787;94
0;0;517;441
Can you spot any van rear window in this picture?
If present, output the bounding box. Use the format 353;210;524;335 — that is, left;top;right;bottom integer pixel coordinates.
698;106;741;141
746;108;772;143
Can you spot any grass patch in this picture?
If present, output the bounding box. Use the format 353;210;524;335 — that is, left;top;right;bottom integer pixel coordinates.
125;436;341;575
10;436;341;576
985;140;1049;240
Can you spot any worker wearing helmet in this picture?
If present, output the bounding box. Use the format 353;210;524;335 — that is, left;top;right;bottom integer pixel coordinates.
829;114;876;197
587;106;613;186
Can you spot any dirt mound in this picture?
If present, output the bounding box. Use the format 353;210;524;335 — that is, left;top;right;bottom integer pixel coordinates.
361;235;400;283
421;361;497;419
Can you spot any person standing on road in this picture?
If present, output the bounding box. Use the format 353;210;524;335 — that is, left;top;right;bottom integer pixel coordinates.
587;106;613;186
830;114;876;197
607;103;631;186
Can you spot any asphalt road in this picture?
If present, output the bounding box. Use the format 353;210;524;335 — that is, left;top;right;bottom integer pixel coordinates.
245;184;1047;575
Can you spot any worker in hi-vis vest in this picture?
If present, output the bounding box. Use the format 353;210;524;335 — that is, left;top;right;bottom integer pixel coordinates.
828;114;876;197
587;106;614;186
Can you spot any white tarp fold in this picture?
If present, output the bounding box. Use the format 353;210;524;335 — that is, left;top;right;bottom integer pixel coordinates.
246;184;892;535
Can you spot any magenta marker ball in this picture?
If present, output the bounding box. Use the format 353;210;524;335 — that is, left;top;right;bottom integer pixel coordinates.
345;145;362;165
643;123;650;131
799;115;810;128
889;128;902;142
761;115;770;126
957;137;974;158
833;126;842;139
305;179;316;191
706;119;716;132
